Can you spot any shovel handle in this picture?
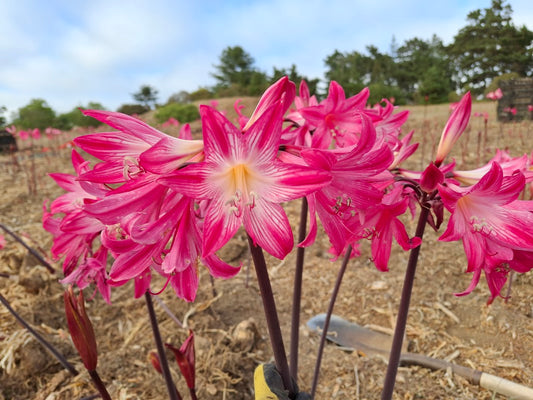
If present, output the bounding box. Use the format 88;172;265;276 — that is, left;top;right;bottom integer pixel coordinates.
401;353;533;399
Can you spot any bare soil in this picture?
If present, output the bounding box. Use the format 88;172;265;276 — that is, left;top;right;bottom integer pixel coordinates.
1;99;532;399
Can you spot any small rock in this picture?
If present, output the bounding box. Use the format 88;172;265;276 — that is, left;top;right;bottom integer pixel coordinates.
231;318;259;352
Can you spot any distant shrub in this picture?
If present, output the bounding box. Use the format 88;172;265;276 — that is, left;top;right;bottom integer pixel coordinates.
189;88;214;101
367;83;406;106
155;103;200;124
167;91;191;104
117;104;149;115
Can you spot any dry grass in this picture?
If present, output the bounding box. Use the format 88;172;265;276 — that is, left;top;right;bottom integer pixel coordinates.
1;99;532;399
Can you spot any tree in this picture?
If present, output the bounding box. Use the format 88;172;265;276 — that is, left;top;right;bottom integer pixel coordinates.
271;64;320;96
212;46;256;88
448;0;533;94
133;85;159;109
395;35;455;103
55;102;106;130
14;99;56;130
0;106;6;127
167;90;191;104
324;50;372;96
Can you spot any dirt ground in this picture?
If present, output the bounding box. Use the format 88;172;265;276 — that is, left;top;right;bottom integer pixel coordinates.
1;99;532;399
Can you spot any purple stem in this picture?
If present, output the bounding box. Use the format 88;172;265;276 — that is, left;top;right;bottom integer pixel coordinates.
0;223;55;274
289;197;308;382
144;292;182;400
88;369;112;400
247;235;295;398
381;201;430;400
0;292;78;376
310;245;352;399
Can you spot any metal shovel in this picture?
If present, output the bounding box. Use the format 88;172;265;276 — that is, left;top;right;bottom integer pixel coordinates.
307;314;533;400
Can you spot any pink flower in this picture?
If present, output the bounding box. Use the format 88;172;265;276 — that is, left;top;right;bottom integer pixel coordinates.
162;117;179;128
298;114;393;253
160;100;331;259
19;130;29;140
61;246;111;303
0;234;5;250
528;105;533;113
353;185;421;271
31;128;40;140
299;81;369;149
486;88;503;101
74;110;203;182
435;92;471;166
439;163;533;302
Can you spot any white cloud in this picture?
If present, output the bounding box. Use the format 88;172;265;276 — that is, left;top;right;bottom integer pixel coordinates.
0;0;531;118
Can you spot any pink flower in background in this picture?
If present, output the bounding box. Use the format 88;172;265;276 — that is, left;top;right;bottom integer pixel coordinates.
504;107;517;115
18;130;29;140
162;117;179;128
486;88;503;100
5;125;17;136
528;104;533;112
0;234;5;250
299;81;369;149
31;128;41;139
435;92;471;166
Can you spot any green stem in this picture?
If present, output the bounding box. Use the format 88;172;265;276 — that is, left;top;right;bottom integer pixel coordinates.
381;201;430;400
289;197;308;382
247;235;295;398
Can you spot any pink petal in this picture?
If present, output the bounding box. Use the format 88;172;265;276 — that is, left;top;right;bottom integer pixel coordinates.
243;199;293;259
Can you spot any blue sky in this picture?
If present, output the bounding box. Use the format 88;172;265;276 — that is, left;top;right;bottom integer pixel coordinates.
1;0;532;118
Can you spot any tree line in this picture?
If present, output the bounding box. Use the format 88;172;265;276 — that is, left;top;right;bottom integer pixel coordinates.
2;0;531;130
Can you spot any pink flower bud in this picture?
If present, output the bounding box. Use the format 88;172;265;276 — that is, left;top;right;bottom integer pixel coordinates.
420;163;444;193
63;286;98;371
165;331;195;389
148;351;162;374
435;92;471;166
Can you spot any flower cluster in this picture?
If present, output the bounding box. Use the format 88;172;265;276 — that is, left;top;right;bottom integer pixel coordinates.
44;77;533;304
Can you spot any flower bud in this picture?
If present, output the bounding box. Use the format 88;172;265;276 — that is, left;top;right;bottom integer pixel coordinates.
435;92;471;166
420;163;444;193
165;331;195;389
63;286;97;371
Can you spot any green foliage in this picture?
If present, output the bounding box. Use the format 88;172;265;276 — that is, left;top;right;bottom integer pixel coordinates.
272;64;320;96
212;46;256;88
55;102;106;130
448;0;533;95
14;99;56;130
367;83;406;106
189;88;214;101
485;72;521;94
324;50;370;96
211;46;269;96
155;103;199;124
167;91;191;104
395;35;455;103
117;103;150;115
0;106;6;128
133;85;159;109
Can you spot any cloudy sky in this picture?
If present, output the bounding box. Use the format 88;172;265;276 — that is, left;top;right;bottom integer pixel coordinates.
1;0;532;118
